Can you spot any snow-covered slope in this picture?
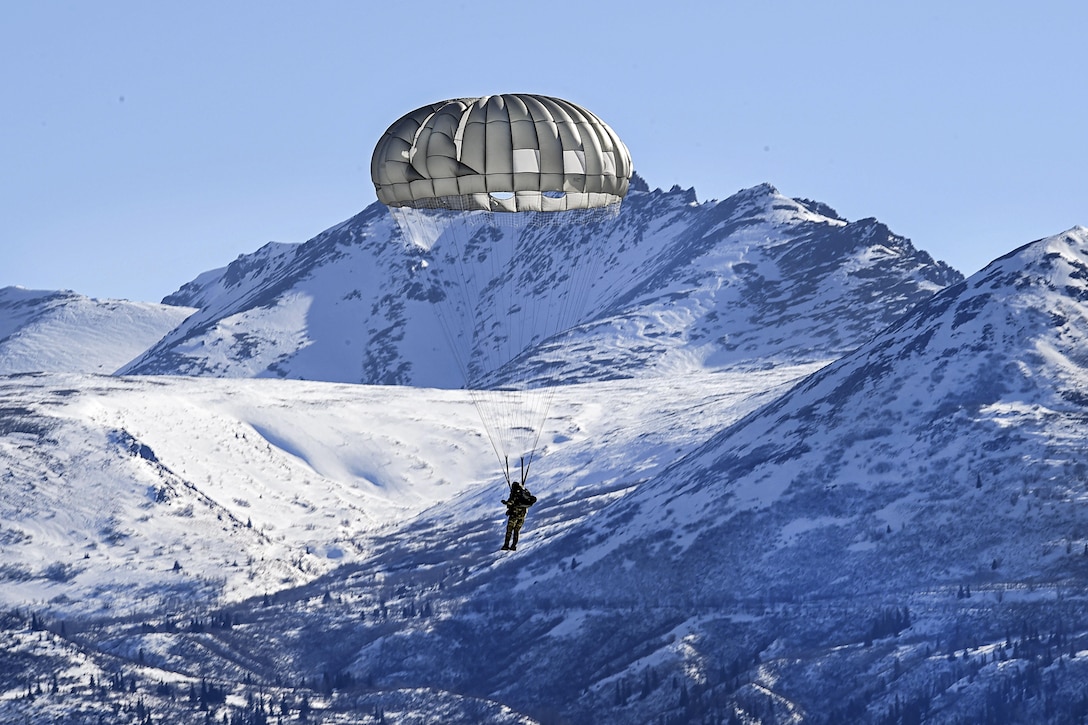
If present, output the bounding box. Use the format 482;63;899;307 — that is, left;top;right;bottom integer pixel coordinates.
345;225;1088;723
0;373;489;616
0;287;193;375
500;225;1088;612
9;179;1088;723
4;228;1086;724
0;362;818;723
0;359;815;617
118;180;960;387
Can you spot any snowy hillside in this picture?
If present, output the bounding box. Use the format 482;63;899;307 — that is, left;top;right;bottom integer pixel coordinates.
0;287;193;375
118;180;961;387
548;225;1088;600
0;359;817;614
3;227;1079;724
0;374;493;617
327;225;1088;724
0;361;818;723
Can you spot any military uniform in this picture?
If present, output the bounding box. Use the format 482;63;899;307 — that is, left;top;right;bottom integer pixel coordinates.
501;482;537;551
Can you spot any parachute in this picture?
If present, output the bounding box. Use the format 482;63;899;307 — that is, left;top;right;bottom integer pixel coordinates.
371;94;632;485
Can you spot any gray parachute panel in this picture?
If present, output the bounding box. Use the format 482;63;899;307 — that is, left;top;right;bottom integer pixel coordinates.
372;94;632;212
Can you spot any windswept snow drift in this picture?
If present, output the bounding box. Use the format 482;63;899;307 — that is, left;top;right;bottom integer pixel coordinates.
0;287;193;375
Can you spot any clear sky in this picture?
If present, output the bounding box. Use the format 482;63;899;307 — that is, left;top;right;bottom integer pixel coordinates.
3;1;1086;303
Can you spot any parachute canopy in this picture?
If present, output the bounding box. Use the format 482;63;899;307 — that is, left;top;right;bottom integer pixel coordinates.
371;94;632;213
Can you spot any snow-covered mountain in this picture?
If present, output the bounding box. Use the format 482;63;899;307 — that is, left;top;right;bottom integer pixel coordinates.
4;178;1087;723
241;226;1087;725
118;179;960;386
0;287;193;375
0;363;820;723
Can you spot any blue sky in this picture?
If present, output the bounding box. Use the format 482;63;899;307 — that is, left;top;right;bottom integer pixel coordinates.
3;1;1086;302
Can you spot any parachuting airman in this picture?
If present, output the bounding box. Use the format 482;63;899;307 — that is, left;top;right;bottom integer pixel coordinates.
371;95;631;546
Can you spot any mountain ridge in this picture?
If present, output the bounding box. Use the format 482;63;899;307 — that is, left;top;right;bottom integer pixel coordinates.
112;181;961;390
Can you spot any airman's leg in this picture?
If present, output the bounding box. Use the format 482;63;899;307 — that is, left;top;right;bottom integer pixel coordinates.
502;516;515;550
